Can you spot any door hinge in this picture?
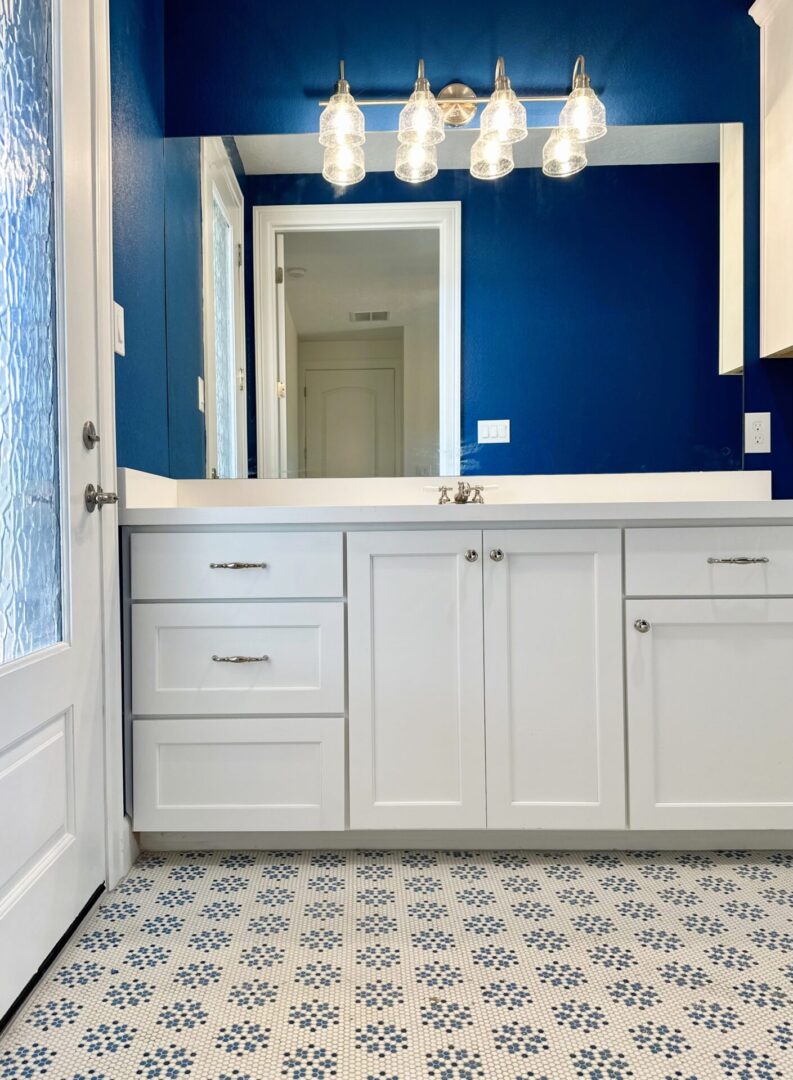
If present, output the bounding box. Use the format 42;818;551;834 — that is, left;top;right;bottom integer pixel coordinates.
237;243;242;268
275;266;284;285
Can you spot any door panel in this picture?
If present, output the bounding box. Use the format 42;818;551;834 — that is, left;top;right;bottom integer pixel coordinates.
347;530;486;829
484;529;625;828
0;2;106;1015
626;598;793;829
303;367;397;477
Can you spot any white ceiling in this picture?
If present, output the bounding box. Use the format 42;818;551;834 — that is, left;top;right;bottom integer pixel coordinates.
235;124;721;175
283;229;439;337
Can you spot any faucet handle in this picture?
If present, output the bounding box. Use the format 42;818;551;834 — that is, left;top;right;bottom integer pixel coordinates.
470;485;485;504
438;485;453;504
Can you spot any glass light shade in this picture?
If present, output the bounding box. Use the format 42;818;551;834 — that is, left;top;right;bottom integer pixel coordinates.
395;140;438;183
559;86;607;142
480;88;528;144
322;143;365;186
319;92;365;148
542;128;587;177
398;89;445;145
470;137;513;181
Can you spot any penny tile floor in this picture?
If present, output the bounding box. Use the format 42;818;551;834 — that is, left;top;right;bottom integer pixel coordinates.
1;849;792;1079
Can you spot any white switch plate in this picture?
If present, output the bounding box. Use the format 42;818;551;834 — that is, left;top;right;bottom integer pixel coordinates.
745;411;771;454
113;301;125;356
197;375;205;414
477;419;510;444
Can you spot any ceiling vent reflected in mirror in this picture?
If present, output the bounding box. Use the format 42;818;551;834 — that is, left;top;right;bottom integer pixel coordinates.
349;310;391;323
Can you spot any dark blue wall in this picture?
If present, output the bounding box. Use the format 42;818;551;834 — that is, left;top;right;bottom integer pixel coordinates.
247;165;740;476
110;0;169;476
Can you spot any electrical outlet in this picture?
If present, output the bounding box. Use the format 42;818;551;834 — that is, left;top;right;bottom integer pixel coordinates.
745;411;771;454
197;375;205;414
113;301;125;356
477;419;510;444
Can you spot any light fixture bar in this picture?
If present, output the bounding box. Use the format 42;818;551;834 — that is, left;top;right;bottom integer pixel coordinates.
318;93;568;107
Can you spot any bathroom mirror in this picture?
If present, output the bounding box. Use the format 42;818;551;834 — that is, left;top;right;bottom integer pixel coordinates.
162;123;744;479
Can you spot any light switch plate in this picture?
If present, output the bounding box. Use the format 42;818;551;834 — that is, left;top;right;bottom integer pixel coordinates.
197;375;205;414
478;419;510;444
113;301;125;356
745;411;771;454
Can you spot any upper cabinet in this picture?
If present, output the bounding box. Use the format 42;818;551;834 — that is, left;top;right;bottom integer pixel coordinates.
751;0;793;357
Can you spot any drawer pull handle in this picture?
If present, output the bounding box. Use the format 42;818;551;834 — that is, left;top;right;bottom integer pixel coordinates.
209;561;267;569
634;619;651;633
707;556;770;565
211;654;270;663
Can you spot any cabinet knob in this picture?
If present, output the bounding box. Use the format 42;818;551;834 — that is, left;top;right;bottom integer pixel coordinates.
634;619;651;633
490;548;505;562
464;549;479;562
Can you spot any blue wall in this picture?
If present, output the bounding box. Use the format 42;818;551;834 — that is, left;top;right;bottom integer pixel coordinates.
247;164;740;476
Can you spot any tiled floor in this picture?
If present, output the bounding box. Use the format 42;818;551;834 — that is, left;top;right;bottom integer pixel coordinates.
1;850;792;1079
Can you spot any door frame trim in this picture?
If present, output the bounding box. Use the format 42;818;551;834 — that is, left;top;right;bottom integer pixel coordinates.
253;201;462;478
91;0;137;888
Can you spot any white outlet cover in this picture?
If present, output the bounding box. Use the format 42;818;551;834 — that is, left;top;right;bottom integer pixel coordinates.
197;375;205;414
113;301;125;356
744;411;771;454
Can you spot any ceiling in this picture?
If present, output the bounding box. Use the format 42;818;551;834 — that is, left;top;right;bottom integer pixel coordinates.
236;124;721;175
282;229;439;337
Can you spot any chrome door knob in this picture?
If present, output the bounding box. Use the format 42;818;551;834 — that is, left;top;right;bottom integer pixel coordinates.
464;549;479;562
490;548;505;562
85;483;118;513
634;619;651;633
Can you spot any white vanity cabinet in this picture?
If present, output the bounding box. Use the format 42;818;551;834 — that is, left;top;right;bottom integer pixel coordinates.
483;530;625;828
347;531;487;829
625;527;793;830
346;527;625;830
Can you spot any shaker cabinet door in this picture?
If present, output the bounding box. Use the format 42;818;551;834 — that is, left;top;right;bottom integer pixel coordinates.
626;598;793;829
347;530;486;829
484;529;625;829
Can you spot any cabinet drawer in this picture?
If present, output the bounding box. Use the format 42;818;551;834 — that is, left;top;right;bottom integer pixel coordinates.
132;717;345;831
130;531;343;600
132;602;344;715
625;526;793;596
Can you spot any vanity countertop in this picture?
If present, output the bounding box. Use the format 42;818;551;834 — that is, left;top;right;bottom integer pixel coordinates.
117;468;793;528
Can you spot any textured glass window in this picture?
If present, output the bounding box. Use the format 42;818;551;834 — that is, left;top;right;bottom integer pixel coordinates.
0;0;62;665
212;193;236;478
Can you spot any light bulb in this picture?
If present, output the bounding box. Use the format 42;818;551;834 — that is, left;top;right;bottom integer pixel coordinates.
395;140;438;183
558;56;606;142
322;143;365;186
319;61;365;148
542;128;587;178
470;137;513;181
399;60;445;145
480;58;527;144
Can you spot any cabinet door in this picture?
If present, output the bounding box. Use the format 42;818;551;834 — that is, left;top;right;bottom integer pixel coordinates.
626;599;793;829
484;529;625;828
348;530;486;829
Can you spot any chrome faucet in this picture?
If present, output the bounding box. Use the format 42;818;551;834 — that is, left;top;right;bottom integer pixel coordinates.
436;481;484;505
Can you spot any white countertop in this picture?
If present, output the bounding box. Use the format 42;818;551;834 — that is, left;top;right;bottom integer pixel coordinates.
116;468;793;527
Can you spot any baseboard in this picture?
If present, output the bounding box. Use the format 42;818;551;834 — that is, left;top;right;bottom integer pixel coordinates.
138;828;793;852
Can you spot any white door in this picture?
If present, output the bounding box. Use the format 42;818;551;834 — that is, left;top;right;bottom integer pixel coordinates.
626;598;793;829
484;530;625;829
347;531;486;829
302;367;398;477
0;3;107;1016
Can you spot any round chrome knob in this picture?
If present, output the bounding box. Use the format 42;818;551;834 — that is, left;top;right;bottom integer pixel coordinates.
634;619;651;633
464;549;479;562
490;549;505;562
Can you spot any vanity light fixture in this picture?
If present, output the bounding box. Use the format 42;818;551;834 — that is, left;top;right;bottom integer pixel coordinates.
395;140;438;183
479;57;528;145
319;60;365;149
542;127;587;177
398;60;445;145
558;55;607;142
322;141;366;186
470;136;514;180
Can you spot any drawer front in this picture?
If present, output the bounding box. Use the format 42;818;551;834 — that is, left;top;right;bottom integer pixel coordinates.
130;531;343;600
132;602;345;715
132;717;345;831
625;526;793;597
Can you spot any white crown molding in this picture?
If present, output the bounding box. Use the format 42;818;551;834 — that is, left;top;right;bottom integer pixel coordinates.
749;0;785;28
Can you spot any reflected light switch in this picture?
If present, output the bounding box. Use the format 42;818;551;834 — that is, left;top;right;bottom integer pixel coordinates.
478;419;510;444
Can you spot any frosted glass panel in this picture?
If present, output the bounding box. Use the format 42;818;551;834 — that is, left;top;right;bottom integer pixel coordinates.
212;194;236;478
0;0;62;665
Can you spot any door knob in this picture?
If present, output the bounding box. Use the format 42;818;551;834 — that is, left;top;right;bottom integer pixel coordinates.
85;483;118;513
490;548;505;562
464;549;479;562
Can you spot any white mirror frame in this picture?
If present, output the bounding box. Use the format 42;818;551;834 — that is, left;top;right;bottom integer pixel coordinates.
253;201;462;478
